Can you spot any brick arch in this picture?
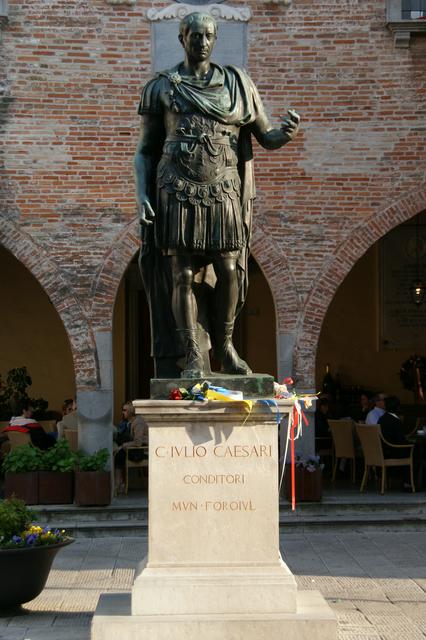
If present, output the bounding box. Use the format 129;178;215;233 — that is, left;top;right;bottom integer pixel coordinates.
90;219;141;330
251;225;301;333
92;219;301;334
0;216;98;389
295;184;426;388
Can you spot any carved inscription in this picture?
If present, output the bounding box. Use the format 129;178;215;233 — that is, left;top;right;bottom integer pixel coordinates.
183;474;245;484
154;437;272;514
172;500;255;511
155;444;272;458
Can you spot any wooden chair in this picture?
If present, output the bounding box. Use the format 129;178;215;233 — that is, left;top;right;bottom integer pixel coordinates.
328;419;357;483
355;423;415;494
6;431;31;449
63;428;78;452
0;421;11;459
125;446;148;494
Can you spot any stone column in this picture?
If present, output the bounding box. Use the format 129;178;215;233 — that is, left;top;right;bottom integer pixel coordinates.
77;331;113;458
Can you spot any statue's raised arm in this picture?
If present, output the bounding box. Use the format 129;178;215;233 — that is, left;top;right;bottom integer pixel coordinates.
251;107;300;150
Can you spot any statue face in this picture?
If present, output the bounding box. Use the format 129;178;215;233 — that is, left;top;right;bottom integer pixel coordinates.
180;20;217;63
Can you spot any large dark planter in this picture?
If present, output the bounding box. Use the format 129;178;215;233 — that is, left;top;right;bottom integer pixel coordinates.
284;466;322;502
74;471;111;506
4;472;38;504
0;539;74;608
38;471;74;504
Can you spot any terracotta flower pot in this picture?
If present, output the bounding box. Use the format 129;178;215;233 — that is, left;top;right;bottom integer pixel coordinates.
38;471;74;504
4;472;38;504
74;471;111;506
0;539;74;609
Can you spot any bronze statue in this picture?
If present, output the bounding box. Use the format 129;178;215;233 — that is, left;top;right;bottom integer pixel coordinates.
135;12;299;379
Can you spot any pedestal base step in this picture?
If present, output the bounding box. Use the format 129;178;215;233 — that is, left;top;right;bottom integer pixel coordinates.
91;590;337;640
131;560;298;615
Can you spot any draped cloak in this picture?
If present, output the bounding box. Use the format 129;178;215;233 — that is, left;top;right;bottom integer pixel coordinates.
138;64;265;359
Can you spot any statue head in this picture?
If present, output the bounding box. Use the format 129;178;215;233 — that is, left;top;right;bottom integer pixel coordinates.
178;12;218;63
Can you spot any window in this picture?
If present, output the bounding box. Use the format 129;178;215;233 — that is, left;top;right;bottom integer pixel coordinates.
402;0;426;19
387;0;426;46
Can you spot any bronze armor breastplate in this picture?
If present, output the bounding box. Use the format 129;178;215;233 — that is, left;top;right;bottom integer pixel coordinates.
158;114;240;205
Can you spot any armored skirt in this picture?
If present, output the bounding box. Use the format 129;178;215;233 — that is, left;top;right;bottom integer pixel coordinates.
154;135;246;254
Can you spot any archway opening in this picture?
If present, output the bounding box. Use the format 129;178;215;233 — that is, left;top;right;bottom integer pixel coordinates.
0;246;75;418
113;253;277;421
316;210;426;423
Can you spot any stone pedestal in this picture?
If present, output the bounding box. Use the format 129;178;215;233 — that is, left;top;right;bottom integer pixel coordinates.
92;400;336;640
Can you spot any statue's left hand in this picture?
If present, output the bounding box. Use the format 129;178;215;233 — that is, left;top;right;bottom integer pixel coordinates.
280;109;300;141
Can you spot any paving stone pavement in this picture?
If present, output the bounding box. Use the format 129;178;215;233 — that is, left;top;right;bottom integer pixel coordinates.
1;530;426;639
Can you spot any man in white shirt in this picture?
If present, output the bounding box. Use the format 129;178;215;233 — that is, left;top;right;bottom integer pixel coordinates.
365;393;386;424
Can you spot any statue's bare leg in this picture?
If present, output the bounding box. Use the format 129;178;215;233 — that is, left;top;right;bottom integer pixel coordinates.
170;255;206;378
212;256;252;375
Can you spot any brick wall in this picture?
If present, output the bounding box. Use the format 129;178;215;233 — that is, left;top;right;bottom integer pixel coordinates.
1;0;425;390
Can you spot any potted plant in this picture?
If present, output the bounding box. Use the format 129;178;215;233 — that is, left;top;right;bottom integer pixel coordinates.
0;497;73;609
2;444;42;504
0;366;49;420
284;453;324;503
74;448;111;506
38;439;77;504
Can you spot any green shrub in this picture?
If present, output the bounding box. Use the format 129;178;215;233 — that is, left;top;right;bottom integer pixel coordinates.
2;444;42;474
0;366;49;420
40;439;77;473
0;497;35;543
76;448;109;472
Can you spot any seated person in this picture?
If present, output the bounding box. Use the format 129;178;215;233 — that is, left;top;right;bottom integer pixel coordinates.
358;391;373;422
114;401;149;494
315;397;332;449
366;393;386;425
3;399;56;450
57;398;78;439
378;396;409;458
113;404;132;447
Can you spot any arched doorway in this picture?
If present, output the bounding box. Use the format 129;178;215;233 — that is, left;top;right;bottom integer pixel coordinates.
0;246;75;417
112;253;277;421
316;211;426;418
294;187;426;390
